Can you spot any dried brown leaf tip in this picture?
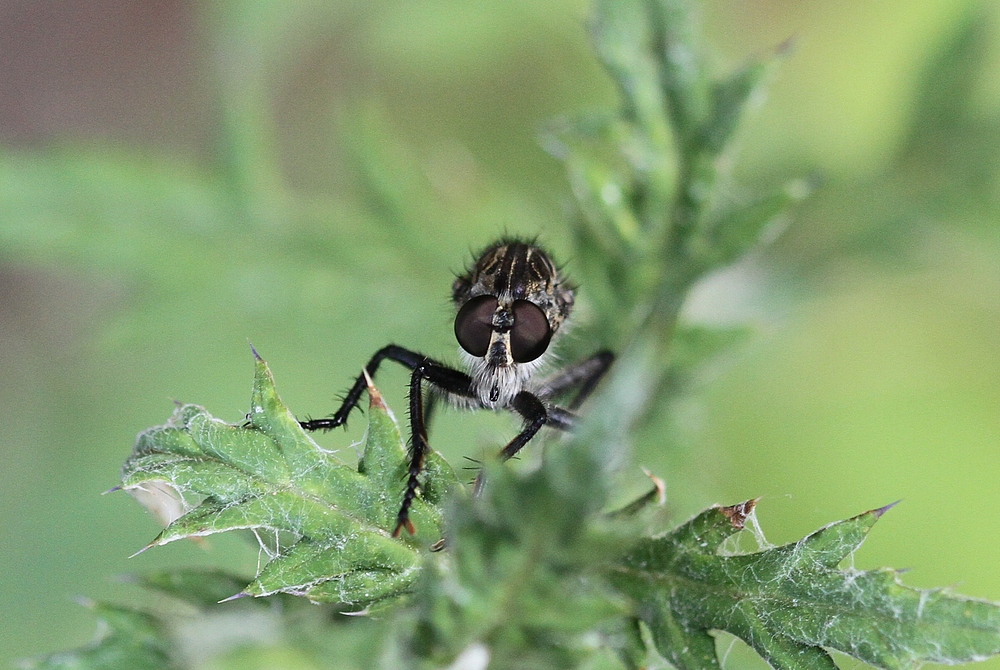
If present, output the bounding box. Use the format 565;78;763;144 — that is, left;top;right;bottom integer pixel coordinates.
642;467;667;506
719;498;758;530
363;368;386;411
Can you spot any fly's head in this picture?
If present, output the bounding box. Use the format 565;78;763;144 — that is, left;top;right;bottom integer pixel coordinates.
452;239;574;408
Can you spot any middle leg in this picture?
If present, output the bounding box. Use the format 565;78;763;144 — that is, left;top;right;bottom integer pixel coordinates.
534;350;614;409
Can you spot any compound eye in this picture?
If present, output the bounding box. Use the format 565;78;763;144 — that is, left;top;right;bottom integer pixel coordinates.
455;295;498;357
510;300;552;363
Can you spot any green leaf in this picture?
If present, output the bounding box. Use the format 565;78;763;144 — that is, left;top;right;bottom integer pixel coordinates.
611;501;1000;670
703;52;777;157
406;460;630;669
603;616;649;670
590;0;672;155
22;601;174;670
128;568;266;610
903;8;988;151
700;178;812;265
122;352;457;607
647;0;711;150
549;0;801;357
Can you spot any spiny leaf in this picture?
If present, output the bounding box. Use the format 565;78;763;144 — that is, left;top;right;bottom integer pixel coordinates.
702;50;780;157
122;352;457;607
549;0;801;358
647;0;711;150
129;568;262;609
611;501;1000;670
702;178;812;265
405;448;658;668
22;601;174;670
604;616;649;670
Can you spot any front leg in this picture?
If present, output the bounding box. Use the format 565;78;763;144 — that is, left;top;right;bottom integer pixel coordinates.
499;391;550;460
299;344;434;431
394;360;476;537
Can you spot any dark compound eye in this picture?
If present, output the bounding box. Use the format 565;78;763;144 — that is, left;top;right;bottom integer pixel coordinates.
454;295;498;357
510;300;552;363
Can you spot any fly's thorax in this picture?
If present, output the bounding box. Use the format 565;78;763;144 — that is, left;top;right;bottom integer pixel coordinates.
452;239;574;331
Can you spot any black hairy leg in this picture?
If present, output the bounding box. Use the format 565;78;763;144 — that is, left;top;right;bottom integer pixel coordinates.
535;350;614;409
298;344;477;537
394;359;477;537
299;345;444;432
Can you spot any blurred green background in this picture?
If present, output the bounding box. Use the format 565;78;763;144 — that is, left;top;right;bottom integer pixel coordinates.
2;0;999;667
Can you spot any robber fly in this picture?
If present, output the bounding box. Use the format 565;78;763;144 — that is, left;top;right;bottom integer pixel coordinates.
300;238;613;537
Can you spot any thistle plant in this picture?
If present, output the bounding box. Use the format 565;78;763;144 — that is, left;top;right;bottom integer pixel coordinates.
25;1;1000;669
